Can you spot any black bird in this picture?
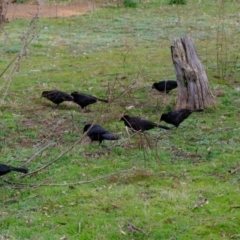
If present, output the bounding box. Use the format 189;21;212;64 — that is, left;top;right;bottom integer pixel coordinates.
0;163;28;176
71;92;108;110
120;115;170;132
152;80;177;94
83;124;118;144
160;109;203;128
41;90;73;106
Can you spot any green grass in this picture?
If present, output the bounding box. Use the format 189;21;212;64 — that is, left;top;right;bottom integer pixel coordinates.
1;0;240;239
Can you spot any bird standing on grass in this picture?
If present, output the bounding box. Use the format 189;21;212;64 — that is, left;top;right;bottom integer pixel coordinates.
0;163;28;176
160;109;203;128
83;124;118;144
71;92;108;110
152;80;178;94
41;90;73;107
120;115;170;132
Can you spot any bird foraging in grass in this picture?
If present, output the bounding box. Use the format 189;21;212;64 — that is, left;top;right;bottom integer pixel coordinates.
41;90;73;107
160;109;203;128
152;80;177;94
0;163;28;176
120;115;170;132
71;91;108;110
83;124;118;144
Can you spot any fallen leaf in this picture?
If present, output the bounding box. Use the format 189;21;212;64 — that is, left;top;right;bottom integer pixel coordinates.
126;222;148;236
220;232;226;237
127;222;141;233
111;202;120;208
192;197;208;210
231;234;240;239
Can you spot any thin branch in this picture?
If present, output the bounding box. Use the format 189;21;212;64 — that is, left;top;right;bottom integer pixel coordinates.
0;2;43;104
38;167;135;186
228;166;240;174
4;167;136;187
126;222;149;236
20;132;88;178
231;206;240;209
20;116;101;178
21;142;56;167
110;79;137;103
3;194;38;204
0;25;44;89
0;54;19;78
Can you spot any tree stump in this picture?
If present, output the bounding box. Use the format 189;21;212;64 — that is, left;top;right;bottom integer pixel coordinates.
171;36;215;110
0;0;8;25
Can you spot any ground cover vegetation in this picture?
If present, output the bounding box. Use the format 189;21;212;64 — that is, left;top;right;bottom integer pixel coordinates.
1;0;240;239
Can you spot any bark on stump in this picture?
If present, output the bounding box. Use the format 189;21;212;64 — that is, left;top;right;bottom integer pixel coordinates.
0;1;3;24
171;36;215;110
0;0;8;25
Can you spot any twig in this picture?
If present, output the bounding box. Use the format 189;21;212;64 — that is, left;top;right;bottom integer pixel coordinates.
21;116;101;178
22;142;56;167
110;79;137;103
1;191;24;204
3;194;39;205
228;166;240;174
0;54;19;78
192;197;208;210
78;221;81;234
0;3;43;104
41;167;135;186
2;178;50;187
1;181;41;206
126;222;149;236
38;119;66;145
4;167;136;187
20;132;88;178
231;206;240;209
21;194;39;202
103;130;142;151
231;234;240;239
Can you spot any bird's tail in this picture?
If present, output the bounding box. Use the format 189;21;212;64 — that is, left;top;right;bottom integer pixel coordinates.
102;134;119;140
96;98;108;103
10;167;28;174
192;109;204;112
157;125;171;130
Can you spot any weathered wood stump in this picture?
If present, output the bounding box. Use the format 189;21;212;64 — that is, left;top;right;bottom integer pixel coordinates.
0;0;8;25
171;36;215;110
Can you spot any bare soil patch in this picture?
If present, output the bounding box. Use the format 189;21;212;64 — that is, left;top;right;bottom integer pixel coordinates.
6;2;95;20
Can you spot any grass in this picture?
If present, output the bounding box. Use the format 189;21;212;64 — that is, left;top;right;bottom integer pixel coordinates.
1;0;240;239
